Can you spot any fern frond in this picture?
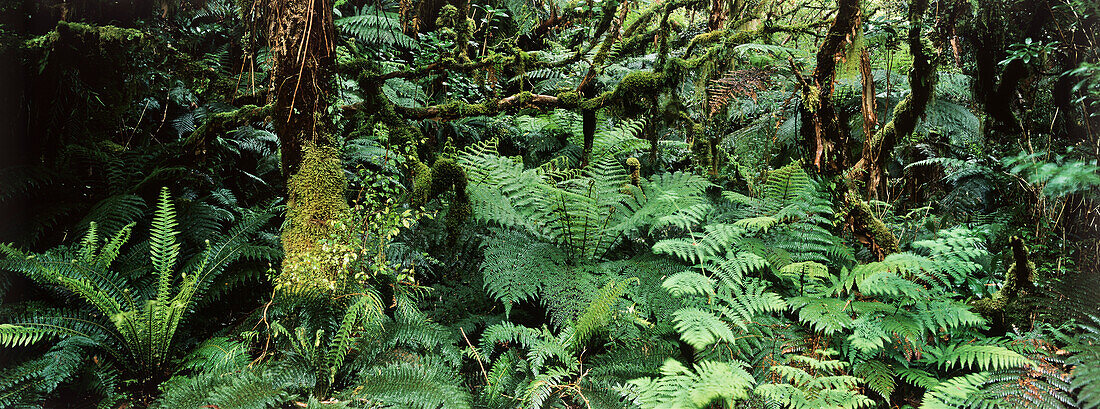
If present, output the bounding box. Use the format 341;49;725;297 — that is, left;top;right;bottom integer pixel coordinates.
671;308;735;350
570;279;633;349
336;6;418;49
924;344;1033;372
631;359;754;409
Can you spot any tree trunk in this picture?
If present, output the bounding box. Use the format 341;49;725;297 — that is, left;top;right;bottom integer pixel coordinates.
798;0;860;174
841;0;935;260
852;0;936;200
265;0;350;295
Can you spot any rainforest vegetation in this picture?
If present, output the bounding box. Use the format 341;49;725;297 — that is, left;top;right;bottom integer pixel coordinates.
1;0;1099;407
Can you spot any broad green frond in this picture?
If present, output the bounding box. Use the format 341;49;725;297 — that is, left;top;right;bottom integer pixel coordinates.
671;308;735;350
571;278;633;349
631;359;754;409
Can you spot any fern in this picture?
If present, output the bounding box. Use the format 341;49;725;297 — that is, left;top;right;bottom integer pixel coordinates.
754;351;874;409
852;360;896;401
918;372;988;409
0;187;278;383
570;278;633;349
480;230;565;317
924;344;1033;372
630;359;755;409
353;362;471;409
336;6;418;50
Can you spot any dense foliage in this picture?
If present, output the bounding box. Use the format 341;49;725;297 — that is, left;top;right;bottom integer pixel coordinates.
0;0;1098;408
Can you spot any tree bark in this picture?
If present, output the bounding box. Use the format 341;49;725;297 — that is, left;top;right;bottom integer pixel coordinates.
842;0;935;260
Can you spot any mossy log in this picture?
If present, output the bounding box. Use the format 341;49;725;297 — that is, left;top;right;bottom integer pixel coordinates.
183;104;273;157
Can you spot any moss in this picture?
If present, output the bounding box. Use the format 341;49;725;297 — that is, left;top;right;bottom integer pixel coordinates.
846;197;899;259
687;29;726;50
277;143;351;294
410;160;433;207
56;21;145;43
611;71;666;115
558;91;581;108
626;157;641;186
616;71;666;96
971;236;1036;334
581;91;613;111
436;4;459;32
802;85;821;113
409;158;470;228
514;91;534;105
692;135;711;173
431;159;470;226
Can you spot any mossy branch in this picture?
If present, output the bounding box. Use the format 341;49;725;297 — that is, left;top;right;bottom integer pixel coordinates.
844;197;900;261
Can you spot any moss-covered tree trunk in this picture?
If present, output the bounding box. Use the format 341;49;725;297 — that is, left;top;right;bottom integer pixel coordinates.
840;0;935;260
798;0;859;174
852;0;936;200
265;0;350;294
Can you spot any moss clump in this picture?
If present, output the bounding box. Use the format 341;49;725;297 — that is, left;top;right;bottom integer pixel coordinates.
615;71;666;96
687;29;726;51
692;134;711;173
802;85;821;113
431;159;471;226
436;4;460;36
409;158;470;228
514;91;534;105
410;160;433;207
845;197;899;260
558;91;581;108
626;157;641;186
611;71;666;115
278;143;351;294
